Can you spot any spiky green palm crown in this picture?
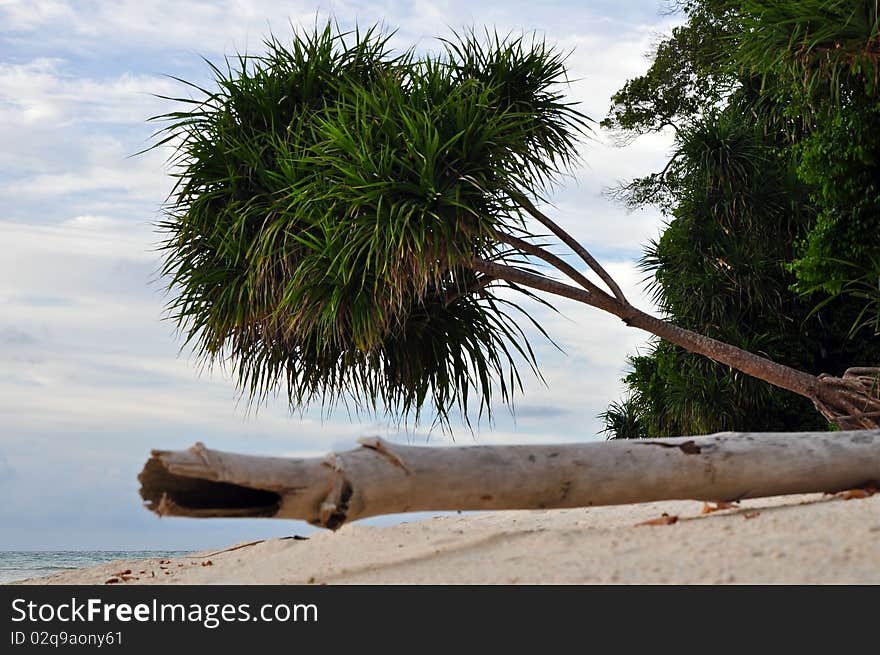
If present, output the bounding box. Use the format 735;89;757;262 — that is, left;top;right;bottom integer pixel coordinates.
154;23;588;424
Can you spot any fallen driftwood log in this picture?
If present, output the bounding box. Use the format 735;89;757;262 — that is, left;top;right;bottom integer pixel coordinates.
139;430;880;530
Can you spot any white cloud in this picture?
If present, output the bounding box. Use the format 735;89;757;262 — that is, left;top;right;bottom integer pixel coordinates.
0;0;75;31
0;58;179;126
1;1;335;53
1;1;676;58
4;144;169;200
0;59;179;214
0;219;155;262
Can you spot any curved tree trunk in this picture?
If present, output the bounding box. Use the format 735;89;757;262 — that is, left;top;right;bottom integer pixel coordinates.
472;257;880;430
619;307;818;399
624;310;880;430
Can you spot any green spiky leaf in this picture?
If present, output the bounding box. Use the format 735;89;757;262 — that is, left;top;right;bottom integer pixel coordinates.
152;23;589;426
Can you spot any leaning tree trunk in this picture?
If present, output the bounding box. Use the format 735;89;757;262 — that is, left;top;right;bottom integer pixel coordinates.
470;197;880;431
472;258;880;430
621;309;880;430
140;430;880;529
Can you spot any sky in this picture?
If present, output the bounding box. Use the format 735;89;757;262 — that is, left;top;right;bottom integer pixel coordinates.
0;0;680;550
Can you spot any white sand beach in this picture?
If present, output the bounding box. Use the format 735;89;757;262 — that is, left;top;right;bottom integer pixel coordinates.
17;491;880;584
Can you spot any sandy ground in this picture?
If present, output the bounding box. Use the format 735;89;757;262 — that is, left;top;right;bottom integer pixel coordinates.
17;492;880;584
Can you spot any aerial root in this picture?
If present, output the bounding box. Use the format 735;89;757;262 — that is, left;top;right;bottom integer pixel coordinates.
815;367;880;430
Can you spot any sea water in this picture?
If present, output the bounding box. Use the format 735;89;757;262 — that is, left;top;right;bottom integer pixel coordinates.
0;551;192;584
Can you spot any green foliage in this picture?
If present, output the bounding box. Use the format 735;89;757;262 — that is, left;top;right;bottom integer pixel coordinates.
601;1;880;438
735;0;880;101
601;1;735;138
601;1;741;212
619;113;842;437
790;101;880;295
734;0;880;308
598;398;646;440
153;23;588;425
622;343;822;436
805;255;880;337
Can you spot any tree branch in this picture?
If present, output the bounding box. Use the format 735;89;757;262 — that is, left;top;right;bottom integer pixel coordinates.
490;228;611;299
473;258;617;313
511;192;629;304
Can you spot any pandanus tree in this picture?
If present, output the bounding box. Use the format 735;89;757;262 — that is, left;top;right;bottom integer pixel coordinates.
153;24;879;436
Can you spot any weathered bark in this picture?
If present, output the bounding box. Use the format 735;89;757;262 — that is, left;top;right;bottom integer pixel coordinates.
139;430;880;529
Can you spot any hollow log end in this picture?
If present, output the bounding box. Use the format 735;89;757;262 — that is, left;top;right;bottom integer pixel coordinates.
138;450;282;519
